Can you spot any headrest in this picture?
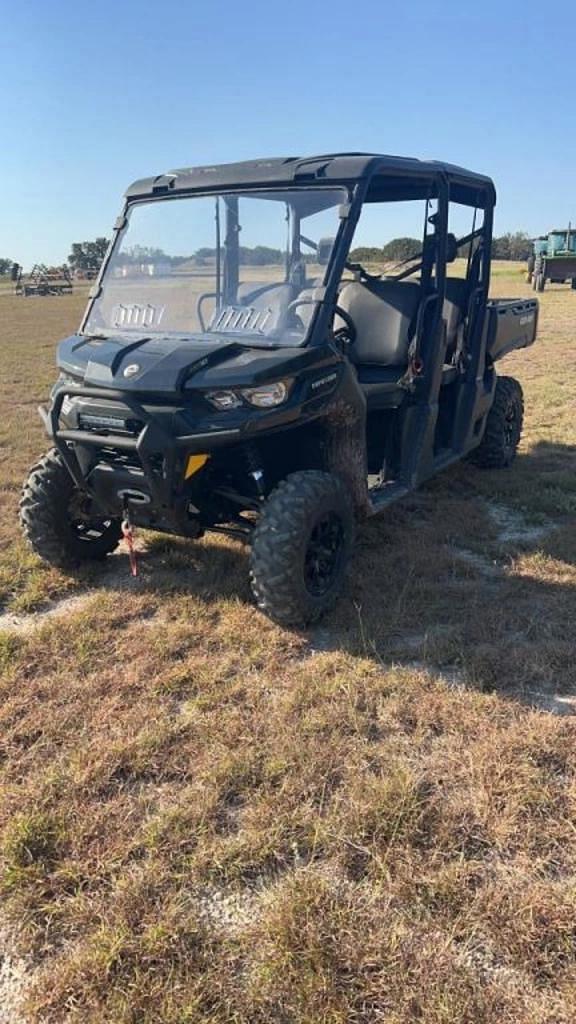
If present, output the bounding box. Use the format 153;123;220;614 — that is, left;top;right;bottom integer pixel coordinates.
446;233;458;263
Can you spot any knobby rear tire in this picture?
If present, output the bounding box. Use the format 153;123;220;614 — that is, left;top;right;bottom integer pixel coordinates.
469;376;524;469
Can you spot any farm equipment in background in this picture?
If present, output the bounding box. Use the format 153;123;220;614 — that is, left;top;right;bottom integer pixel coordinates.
526;237;547;284
528;226;576;292
15;263;73;296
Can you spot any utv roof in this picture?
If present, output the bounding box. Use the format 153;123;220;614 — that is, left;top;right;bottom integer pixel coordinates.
126;153;496;209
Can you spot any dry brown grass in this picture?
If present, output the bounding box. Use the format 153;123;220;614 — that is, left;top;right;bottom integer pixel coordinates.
1;268;576;1022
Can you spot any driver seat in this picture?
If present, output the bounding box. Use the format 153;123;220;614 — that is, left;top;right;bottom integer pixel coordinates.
336;279;421;408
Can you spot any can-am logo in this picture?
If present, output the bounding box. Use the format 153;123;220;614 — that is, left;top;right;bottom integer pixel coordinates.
123;364;141;378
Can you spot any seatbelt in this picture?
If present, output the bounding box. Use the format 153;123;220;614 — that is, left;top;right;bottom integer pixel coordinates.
453;207;480;371
454;244;482;371
401;227;436;390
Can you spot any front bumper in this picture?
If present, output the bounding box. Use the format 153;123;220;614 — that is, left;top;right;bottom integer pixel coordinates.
43;384;243;523
42;380;322;525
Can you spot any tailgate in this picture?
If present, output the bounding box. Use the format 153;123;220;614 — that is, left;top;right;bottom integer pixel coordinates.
486;298;538;362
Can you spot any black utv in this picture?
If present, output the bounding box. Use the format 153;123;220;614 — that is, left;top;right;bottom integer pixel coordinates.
21;153;538;625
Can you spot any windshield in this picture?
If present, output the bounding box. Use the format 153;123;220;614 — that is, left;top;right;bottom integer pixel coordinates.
83;188;346;346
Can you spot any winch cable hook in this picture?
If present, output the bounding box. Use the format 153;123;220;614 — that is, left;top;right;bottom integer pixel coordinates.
121;498;139;578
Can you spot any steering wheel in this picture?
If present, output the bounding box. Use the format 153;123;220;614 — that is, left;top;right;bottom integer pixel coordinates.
286;297;316;317
196;291;216;332
286;297;356;345
332;304;356;345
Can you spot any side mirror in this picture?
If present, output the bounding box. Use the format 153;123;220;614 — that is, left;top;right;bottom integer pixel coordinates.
316;237;335;266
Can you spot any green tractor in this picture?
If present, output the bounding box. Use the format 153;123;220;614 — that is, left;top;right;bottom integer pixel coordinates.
530;226;576;292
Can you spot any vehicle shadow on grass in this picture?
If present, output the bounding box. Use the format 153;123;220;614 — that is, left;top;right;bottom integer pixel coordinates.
91;530;254;606
53;442;576;716
0;531;252;632
309;443;576;715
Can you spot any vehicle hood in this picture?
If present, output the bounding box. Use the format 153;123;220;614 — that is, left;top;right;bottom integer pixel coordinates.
57;333;333;393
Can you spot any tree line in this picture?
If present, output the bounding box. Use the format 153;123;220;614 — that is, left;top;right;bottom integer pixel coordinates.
0;231;535;276
350;232;533;264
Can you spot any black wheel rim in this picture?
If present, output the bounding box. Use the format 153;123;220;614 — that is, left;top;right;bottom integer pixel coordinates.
68;492;115;543
304;512;345;597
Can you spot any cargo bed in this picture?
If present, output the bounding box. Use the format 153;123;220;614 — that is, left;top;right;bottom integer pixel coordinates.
485;297;538;362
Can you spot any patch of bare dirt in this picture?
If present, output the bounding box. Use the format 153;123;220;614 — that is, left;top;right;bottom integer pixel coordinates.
0;550;150;635
0;929;31;1024
487;501;556;545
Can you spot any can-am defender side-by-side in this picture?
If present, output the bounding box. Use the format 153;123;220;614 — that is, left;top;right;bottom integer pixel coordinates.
21;154;538;625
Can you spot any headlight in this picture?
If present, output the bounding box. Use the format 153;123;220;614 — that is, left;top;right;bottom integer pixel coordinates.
241;380;291;408
205;380;292;411
204;390;243;410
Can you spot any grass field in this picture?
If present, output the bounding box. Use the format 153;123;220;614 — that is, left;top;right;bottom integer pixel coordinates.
1;263;576;1022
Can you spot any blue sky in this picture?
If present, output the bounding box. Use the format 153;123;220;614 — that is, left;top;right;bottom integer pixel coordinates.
2;0;575;267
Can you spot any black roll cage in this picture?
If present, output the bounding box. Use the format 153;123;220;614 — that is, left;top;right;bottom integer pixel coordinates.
81;161;495;353
313;169;494;365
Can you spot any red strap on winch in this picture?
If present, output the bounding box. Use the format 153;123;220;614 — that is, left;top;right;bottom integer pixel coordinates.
121;518;138;577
